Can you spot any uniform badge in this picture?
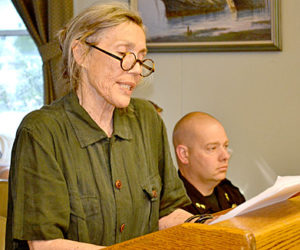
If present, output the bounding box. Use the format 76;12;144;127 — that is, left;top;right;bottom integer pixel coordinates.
196;203;206;209
225;192;230;201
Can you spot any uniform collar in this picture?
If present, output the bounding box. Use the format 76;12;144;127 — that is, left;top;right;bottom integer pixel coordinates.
64;91;132;148
178;170;220;213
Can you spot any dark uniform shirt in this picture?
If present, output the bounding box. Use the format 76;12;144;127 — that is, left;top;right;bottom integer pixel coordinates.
178;171;245;215
6;91;190;249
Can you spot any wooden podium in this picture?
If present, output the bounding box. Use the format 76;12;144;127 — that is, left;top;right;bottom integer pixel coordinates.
106;195;300;249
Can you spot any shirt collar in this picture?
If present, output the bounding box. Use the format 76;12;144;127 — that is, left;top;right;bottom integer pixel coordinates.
64;91;132;148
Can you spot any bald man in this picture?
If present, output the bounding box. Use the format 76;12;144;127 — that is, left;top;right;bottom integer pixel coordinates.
173;112;245;215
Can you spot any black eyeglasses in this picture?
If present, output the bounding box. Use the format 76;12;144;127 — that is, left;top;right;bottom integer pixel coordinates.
85;42;155;77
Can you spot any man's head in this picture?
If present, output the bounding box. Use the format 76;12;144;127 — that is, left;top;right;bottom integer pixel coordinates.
173;112;231;189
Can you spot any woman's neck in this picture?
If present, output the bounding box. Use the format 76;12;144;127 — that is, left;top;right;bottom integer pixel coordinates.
76;83;115;137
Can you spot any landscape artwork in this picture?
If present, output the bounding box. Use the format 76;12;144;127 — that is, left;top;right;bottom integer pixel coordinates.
130;0;281;52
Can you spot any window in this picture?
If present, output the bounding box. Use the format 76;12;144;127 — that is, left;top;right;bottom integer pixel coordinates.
0;0;43;139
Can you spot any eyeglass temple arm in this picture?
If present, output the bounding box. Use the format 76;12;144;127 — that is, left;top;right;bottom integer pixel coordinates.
88;43;122;61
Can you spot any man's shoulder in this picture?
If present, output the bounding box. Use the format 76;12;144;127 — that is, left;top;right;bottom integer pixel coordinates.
219;178;235;186
218;178;246;202
218;178;241;190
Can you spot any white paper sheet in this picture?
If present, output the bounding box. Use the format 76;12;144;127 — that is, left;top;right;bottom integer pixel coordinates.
209;175;300;225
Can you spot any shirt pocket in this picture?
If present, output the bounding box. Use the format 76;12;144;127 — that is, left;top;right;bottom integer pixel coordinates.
69;194;103;244
141;174;162;232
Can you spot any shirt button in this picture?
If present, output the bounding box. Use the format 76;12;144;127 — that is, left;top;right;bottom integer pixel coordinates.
115;180;122;189
120;223;125;232
152;190;157;198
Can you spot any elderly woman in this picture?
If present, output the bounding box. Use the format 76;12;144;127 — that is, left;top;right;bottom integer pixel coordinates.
6;3;210;250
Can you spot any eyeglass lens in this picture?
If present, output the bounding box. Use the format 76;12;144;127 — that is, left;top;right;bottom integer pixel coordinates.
121;53;136;70
121;53;154;77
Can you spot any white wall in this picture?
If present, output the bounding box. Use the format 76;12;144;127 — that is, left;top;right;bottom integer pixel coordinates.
74;0;300;199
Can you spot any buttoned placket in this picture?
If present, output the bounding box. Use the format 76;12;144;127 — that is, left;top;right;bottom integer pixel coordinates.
109;136;130;242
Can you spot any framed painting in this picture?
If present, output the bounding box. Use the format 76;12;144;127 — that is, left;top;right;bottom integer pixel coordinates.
130;0;281;52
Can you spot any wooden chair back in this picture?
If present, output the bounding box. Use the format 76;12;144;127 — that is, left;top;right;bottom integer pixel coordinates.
0;180;8;250
0;179;8;218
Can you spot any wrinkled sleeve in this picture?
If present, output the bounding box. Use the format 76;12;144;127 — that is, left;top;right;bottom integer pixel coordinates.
7;125;70;244
157;118;191;218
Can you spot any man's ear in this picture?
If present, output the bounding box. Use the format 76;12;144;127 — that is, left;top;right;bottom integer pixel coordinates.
176;145;189;165
72;40;87;67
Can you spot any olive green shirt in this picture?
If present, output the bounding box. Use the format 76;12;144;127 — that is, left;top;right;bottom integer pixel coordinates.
6;91;190;249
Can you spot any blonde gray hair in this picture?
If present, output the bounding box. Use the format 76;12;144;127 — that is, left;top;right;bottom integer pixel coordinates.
58;2;144;90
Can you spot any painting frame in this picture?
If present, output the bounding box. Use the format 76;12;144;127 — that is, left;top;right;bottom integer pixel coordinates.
130;0;281;52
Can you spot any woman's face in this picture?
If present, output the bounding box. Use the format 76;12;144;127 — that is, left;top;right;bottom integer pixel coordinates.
83;21;147;108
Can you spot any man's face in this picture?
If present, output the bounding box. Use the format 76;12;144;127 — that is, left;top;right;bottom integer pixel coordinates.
187;121;231;185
